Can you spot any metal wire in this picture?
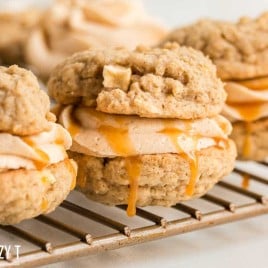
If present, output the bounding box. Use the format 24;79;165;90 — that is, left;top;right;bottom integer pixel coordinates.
0;162;267;268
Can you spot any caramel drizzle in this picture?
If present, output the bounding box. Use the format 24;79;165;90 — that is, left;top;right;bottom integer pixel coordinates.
68;120;81;137
83;109;227;213
242;174;250;189
213;137;229;149
55;136;65;145
159;125;199;196
99;125;136;156
98;122;138;215
80;109;140;211
22;137;50;170
125;156;141;217
41;197;48;211
237;76;268;90
185;155;198;196
227;75;268;157
225;102;258;159
227;102;262;122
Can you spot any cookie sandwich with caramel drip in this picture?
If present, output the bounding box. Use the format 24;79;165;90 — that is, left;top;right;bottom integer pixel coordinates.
162;13;268;161
48;44;236;216
0;65;77;225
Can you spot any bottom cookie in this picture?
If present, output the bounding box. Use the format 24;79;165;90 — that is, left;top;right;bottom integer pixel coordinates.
0;159;77;225
70;140;236;210
231;117;268;161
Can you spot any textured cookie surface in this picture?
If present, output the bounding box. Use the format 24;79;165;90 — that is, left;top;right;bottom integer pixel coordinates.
71;141;236;207
161;13;268;80
0;65;54;135
231;118;268;161
48;44;225;119
0;159;76;225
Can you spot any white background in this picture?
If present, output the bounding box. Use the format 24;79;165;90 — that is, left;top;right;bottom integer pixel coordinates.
2;0;268;27
0;1;268;268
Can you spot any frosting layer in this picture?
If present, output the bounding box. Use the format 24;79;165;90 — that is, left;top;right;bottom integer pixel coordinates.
0;122;72;172
223;78;268;122
60;106;232;158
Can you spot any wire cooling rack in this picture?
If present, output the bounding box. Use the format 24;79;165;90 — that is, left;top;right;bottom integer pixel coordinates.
0;161;267;268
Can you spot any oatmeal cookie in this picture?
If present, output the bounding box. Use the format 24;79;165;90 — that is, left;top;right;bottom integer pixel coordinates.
161;13;268;80
48;44;225;119
0;65;54;135
0;159;77;225
70;141;236;207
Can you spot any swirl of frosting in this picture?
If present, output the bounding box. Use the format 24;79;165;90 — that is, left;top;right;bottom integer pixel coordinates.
0;122;72;172
25;0;167;78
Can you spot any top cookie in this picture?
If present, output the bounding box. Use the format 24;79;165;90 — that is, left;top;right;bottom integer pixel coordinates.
48;44;225;119
0;65;54;136
161;13;268;80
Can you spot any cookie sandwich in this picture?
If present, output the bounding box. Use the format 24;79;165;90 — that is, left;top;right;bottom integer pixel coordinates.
162;13;268;161
48;44;236;216
0;9;41;66
25;0;167;79
0;65;77;225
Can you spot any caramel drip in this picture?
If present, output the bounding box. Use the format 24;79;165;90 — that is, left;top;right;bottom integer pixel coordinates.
215;117;230;134
238;77;268;90
55;137;64;145
55;125;67;145
125;156;141;217
98;121;139;215
242;122;252;158
159;124;199;196
68;120;81;137
159;127;183;151
41;197;48;211
33;149;50;170
22;137;34;146
55;136;64;145
242;174;250;189
213;137;229;149
185;155;198;196
227;102;262;122
99;125;136;156
22;138;50;170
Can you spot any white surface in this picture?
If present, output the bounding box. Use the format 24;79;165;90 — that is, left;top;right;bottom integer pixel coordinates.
44;215;268;268
0;1;268;267
2;0;268;27
144;0;268;27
